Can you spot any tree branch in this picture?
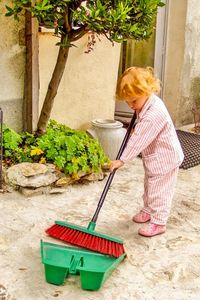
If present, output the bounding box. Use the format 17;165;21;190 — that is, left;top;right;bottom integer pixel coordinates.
103;31;114;45
63;7;71;33
70;26;88;41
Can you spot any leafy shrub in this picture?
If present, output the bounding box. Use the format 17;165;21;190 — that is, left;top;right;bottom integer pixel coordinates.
3;125;39;164
3;120;110;176
37;120;109;176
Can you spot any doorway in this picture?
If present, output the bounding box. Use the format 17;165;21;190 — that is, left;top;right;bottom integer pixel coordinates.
115;0;168;122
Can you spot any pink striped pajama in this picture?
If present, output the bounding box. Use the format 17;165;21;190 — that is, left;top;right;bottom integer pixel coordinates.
120;94;184;225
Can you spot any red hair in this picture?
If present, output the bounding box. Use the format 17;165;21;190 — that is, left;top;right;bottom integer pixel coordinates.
116;67;160;100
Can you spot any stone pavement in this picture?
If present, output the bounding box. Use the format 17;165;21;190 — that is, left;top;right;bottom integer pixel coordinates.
0;158;200;300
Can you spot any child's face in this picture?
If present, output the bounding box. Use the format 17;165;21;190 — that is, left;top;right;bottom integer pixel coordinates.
125;94;149;112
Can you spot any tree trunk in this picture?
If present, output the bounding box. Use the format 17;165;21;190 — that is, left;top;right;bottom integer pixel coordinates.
24;10;39;133
37;43;70;134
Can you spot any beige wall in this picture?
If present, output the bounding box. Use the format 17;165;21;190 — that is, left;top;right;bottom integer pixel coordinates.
39;32;121;130
162;0;187;124
0;1;25;131
163;0;200;126
177;0;200;125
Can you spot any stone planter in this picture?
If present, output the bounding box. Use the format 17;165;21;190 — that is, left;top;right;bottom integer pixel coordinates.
87;119;127;160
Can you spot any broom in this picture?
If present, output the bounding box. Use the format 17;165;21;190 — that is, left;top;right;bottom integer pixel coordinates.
46;112;137;257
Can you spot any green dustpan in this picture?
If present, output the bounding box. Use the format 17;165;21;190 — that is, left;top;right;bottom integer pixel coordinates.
41;240;126;291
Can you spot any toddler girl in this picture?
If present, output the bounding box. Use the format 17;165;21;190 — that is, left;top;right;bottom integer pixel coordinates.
110;67;184;237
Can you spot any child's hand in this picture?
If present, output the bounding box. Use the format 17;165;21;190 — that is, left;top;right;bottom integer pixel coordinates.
109;160;124;172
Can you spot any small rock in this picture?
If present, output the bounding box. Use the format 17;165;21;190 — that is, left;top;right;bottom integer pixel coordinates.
77;170;87;178
46;163;56;172
19;186;50;196
82;171;104;181
55;176;74;187
20;163;48;177
6;163;58;188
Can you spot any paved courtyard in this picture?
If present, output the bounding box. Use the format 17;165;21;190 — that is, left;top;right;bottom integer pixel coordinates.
0;158;200;300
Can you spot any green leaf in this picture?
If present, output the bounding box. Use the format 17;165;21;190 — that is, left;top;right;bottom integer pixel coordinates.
4;0;164;45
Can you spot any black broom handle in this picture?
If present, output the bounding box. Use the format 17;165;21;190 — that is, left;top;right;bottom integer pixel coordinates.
91;111;137;223
0;108;3;190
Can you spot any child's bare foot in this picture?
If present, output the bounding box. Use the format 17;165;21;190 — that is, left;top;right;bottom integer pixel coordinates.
138;223;166;237
132;210;151;223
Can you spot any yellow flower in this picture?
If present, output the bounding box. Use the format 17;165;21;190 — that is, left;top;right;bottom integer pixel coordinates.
39;157;46;164
30;147;44;156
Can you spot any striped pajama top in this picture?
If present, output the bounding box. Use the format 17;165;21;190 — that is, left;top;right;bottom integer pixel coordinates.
120;94;184;175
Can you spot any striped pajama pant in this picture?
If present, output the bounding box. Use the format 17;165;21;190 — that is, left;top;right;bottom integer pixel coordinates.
142;167;179;225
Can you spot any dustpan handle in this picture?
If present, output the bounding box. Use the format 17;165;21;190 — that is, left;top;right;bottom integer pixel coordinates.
0;108;3;190
91;111;137;223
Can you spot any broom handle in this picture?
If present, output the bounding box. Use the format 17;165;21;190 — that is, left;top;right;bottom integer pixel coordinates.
91;111;137;223
0;108;3;190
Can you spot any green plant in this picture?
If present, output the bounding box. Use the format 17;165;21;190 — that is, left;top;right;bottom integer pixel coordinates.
2;121;110;177
2;125;40;164
2;125;24;164
37;120;109;177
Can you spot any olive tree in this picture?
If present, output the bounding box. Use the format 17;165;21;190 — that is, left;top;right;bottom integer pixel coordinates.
5;0;164;133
